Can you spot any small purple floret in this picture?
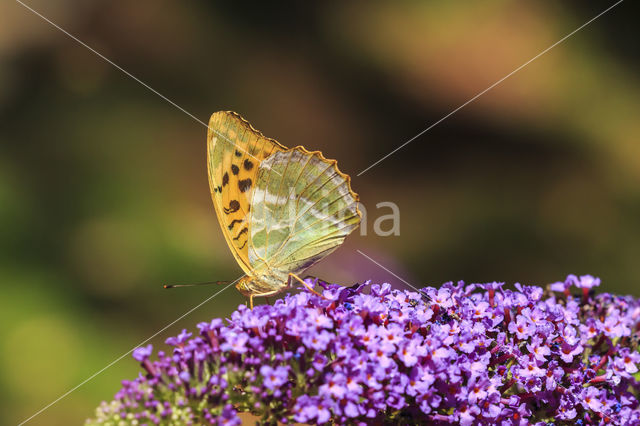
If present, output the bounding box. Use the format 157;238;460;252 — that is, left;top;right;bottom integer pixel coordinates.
131;344;152;362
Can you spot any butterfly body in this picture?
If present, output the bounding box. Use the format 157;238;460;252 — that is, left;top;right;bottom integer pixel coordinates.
235;274;287;298
207;111;361;304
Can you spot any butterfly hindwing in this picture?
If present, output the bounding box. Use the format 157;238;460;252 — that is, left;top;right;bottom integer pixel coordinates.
207;111;285;274
247;147;361;277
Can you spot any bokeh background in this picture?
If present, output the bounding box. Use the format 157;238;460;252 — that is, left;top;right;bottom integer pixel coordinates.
1;0;639;424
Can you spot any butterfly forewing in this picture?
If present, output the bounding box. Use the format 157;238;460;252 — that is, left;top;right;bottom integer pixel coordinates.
207;111;285;275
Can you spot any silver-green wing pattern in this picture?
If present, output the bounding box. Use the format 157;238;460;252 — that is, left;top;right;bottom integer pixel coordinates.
247;148;361;278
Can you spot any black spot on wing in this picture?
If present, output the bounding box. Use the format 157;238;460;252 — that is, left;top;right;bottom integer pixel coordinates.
222;172;229;187
243;159;254;171
223;200;240;214
237;240;247;250
234;150;242;157
231;164;239;175
238;178;252;193
233;226;248;241
228;219;243;230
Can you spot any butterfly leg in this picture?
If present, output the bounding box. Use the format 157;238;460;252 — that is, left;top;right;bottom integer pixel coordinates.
265;296;271;306
249;294;254;310
289;273;322;297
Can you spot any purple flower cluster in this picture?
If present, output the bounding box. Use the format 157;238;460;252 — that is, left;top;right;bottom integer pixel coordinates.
87;275;640;425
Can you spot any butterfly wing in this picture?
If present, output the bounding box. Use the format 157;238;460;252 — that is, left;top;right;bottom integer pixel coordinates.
207;111;285;275
247;147;361;278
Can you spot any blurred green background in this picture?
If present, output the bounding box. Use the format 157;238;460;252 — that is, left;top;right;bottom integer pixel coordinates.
2;0;639;424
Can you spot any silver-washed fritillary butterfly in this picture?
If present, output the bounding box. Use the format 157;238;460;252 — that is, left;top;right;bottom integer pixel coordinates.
207;111;361;307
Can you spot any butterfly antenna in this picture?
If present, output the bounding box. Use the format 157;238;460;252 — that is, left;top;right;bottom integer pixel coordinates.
164;281;231;289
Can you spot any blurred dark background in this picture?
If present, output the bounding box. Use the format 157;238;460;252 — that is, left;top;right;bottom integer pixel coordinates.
1;1;639;424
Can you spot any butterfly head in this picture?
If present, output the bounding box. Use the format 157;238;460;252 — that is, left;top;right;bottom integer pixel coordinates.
235;277;254;297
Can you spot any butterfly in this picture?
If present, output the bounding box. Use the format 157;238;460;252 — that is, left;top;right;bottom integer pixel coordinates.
207;111;361;308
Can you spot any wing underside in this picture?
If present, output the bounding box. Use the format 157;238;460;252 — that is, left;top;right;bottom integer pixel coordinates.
247;148;361;278
207;111;285;275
